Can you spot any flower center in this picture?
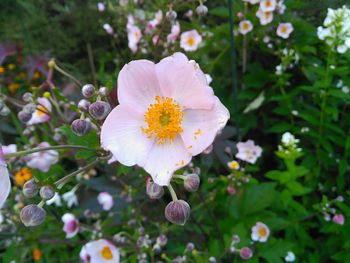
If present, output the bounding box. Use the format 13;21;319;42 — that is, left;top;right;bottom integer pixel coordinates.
142;96;183;144
243;23;250;30
281;26;288;33
36;105;49;117
258;227;267;237
187;37;195;46
265;0;271;7
101;246;113;260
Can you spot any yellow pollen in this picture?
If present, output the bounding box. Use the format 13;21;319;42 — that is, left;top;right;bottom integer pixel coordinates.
36;105;49;117
134;31;140;38
186;37;195;46
265;0;271;7
242;23;250;30
142;96;183;144
258;227;267;237
101;246;113;260
15;167;33;186
281;26;288;33
227;161;240;170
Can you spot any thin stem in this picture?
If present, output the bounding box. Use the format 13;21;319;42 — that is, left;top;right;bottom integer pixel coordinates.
54;64;82;87
167;184;178;201
5;145;96;159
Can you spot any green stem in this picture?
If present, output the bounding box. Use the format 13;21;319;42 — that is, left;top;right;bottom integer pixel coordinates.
167;184;178;201
54;64;82;87
5;145;96;159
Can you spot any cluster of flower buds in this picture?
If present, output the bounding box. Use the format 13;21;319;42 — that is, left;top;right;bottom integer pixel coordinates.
196;4;208;16
229;234;253;260
17;93;36;124
278;132;302;154
71;84;111;136
320;195;345;225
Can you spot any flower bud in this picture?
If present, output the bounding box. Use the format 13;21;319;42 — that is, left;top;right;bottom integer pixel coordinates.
71;119;91;136
82;84;96;98
23;179;39;198
40;186;55;200
166;10;177;21
165;200;190;225
333;214;345;225
240;247;253;260
0;105;10;116
22;92;33;102
209;257;216;263
18;111;32;123
184;173;200;192
89;101;111;120
146;181;164;199
98;87;108;96
78;99;91;111
196;5;208;16
186;242;195;252
20;204;46;226
156;234;168;247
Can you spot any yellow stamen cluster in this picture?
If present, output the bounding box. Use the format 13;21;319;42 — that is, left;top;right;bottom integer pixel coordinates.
101;246;113;260
37;104;49;117
186;37;195;46
227;160;240;170
15;167;33;186
258;227;267;237
142;96;183;144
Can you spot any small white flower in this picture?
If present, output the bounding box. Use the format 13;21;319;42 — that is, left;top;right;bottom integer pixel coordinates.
46;192;62;207
97;2;105;12
281;132;299;146
180;30;202;51
251;222;270;242
259;0;276;12
80;239;120;262
103;23;114;35
239;20;253;35
285;251;296;262
62;190;78;208
277;23;294;39
97;192;114;211
236;140;262;164
256;9;273;25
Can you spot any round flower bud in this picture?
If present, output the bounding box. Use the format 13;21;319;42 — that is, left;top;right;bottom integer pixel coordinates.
89;101;111;120
71;119;91;136
22;92;33;102
39;186;55;200
98;87;108;96
23;103;36;114
184;173;200;192
78;99;91;111
0;105;10;116
20;204;46;227
186;242;195;252
18;111;32;123
166;10;177;21
23;179;39;198
209;257;217;263
240;247;253;260
196;5;208;16
165;200;190;225
146;181;164;199
82;84;96;98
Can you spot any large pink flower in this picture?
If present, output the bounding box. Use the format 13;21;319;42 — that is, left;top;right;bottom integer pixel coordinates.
101;53;230;186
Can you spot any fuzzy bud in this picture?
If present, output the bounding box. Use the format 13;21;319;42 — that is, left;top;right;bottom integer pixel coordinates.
20;204;46;227
98;87;108;96
165;200;190;225
71;119;91;136
18;111;32;123
209;257;217;263
196;5;208;16
184;173;200;192
23;179;39;198
39;186;55;200
240;247;253;260
166;10;177;21
89;101;111;120
82;84;96;98
186;242;195;252
146;181;164;199
78;99;91;111
22;92;33;102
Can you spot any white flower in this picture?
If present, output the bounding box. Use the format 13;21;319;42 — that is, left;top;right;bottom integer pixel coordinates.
281;132;299;146
46;192;62;206
276;0;286;14
256;9;273;25
26;142;59;172
80;239;120;263
167;22;181;44
239;20;253;35
277;23;294;39
97;2;105;12
127;26;142;53
259;0;276;12
27;97;52;125
97;192;114;211
62;213;79;239
251;222;270;242
285;251;296;262
0;146;10;209
103;24;114;35
235;140;262;164
62;190;78;208
180;30;202;51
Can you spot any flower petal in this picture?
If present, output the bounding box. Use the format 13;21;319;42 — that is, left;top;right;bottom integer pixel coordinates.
181;97;230;156
117;60;162;112
0;165;10;209
144;136;192;186
101;104;154;166
155;52;215;110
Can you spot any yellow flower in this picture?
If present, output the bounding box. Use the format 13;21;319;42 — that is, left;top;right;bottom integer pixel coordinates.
14;167;33;186
33;248;42;261
227;160;240;170
8;83;20;93
0;66;5;74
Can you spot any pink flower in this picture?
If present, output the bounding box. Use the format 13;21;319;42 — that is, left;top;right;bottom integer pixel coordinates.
235;140;262;164
276;23;294;39
26;142;59;172
101;53;230;186
333;214;345;225
103;24;114;35
97;192;114;211
167;22;181;44
97;2;105;12
62;213;79;239
240;247;253;260
2;144;17;161
0;145;10;208
127;26;142;53
239;20;253;35
180;30;202;52
227;186;236;195
251;222;270;242
256;9;274;25
80;239;120;263
27;97;51;125
260;0;277;12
